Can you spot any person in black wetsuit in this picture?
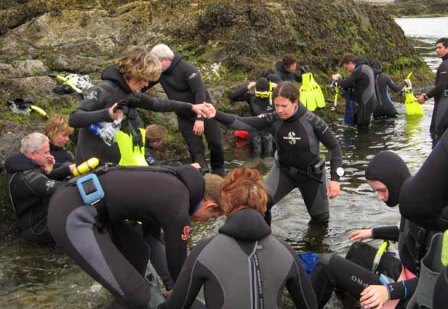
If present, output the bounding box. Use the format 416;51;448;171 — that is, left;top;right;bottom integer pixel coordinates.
69;47;207;166
371;60;408;119
274;53;303;82
332;53;378;127
228;77;277;157
417;37;448;147
148;44;225;175
159;167;318;309
44;114;76;180
205;81;343;224
311;151;438;309
4;132;72;245
47;164;224;309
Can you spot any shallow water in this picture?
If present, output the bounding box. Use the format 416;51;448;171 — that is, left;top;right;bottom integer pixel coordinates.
0;16;445;309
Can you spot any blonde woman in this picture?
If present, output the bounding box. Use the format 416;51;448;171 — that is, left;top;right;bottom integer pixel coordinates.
69;47;207;165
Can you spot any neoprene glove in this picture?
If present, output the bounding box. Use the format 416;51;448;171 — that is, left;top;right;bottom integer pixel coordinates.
300;65;310;74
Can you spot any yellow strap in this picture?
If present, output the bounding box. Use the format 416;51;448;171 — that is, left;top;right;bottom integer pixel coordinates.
442;230;448;267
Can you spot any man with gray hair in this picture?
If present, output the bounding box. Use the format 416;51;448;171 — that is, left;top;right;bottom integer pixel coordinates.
4;132;70;245
147;44;225;175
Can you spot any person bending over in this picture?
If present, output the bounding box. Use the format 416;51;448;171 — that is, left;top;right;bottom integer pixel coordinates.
159;167;317;309
47;164;223;308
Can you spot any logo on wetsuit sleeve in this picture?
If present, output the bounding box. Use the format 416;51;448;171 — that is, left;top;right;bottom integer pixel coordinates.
283;131;301;145
181;226;191;240
188;73;198;80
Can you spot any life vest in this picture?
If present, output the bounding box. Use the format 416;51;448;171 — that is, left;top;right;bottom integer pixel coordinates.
116;128;148;166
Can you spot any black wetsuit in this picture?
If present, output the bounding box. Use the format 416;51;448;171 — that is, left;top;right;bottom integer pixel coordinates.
434;267;448;309
427;56;448;146
311;218;432;308
145;54;224;173
47;165;204;308
4;152;68;245
159;208;317;309
311;151;434;308
145;145;158;166
373;71;402;119
47;143;74;180
228;83;274;156
399;130;448;232
274;61;302;82
69;65;195;165
214;104;342;222
338;59;378;127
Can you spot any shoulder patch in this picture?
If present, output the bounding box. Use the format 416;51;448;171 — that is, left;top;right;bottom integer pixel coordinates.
188;73;198;80
45;179;56;192
85;89;99;101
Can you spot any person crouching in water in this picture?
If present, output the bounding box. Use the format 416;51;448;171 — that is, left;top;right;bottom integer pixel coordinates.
159;167;318;309
311;151;435;308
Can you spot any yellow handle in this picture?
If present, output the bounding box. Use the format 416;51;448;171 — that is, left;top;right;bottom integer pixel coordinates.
30;105;48;119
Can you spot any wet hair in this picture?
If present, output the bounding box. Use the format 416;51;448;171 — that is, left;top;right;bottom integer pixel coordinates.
339;53;358;67
365;151;411;207
282;54;297;67
220;167;268;216
145;124;168;142
272;81;299;102
114;47;161;82
436;38;448;48
150;44;175;60
20;132;49;154
204;173;224;206
44;115;74;143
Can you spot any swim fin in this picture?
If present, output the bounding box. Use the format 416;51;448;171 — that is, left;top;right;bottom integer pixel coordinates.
402;74;424;116
300;72;326;111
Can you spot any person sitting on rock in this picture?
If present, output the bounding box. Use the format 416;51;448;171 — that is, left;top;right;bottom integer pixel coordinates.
4;132;73;245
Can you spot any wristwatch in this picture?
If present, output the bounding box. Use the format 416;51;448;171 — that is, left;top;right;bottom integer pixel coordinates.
336;167;345;177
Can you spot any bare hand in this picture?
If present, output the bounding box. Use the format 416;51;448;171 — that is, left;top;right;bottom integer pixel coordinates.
360;285;389;309
163;289;173;299
108;103;124;121
192;103;208;117
417;94;426;104
349;229;373;241
42;155;56;174
327;180;340;199
332;73;342;81
247;81;256;90
193;120;204;136
190;162;201;169
203;103;216;118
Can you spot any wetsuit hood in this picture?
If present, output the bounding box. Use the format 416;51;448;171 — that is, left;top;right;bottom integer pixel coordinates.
164;53;182;75
219;208;271;241
101;65;132;93
5;152;38;173
365;151;411;207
